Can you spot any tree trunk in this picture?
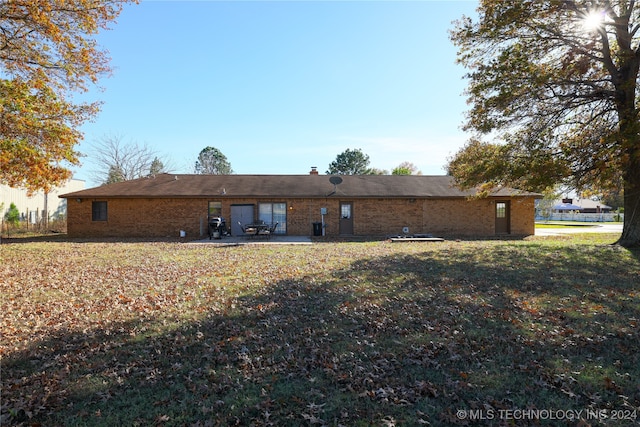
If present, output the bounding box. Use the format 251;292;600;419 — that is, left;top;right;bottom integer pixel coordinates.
612;45;640;248
618;161;640;248
616;110;640;247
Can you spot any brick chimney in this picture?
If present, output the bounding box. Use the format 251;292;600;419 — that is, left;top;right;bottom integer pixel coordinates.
310;166;319;175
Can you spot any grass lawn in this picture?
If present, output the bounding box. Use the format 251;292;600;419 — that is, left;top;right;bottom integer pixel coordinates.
535;222;618;229
1;234;639;426
535;223;595;229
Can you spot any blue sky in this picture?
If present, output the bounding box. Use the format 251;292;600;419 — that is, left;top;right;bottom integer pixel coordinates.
74;0;478;185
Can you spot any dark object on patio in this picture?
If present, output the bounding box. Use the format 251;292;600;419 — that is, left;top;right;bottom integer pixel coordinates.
258;222;279;239
238;221;258;237
312;222;323;236
208;217;227;239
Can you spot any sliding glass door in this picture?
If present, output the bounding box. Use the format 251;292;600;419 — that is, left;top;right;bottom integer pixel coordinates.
258;202;286;234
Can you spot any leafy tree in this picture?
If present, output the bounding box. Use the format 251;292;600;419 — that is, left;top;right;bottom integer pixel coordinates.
106;165;125;184
2;202;20;238
149;157;164;176
392;161;422;175
1;80;93;194
4;203;20;227
537;187;564;221
0;0;136;194
326;148;372;175
91;134;169;185
194;147;233;175
368;168;389;175
601;190;624;211
448;0;640;247
392;167;412;176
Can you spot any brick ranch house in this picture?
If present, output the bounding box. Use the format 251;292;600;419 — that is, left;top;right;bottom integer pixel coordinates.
60;172;540;239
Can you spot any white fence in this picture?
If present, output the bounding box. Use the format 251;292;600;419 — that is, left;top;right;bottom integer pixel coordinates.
535;212;623;222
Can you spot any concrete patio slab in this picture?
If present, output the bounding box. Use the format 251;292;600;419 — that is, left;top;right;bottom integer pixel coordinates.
188;235;312;245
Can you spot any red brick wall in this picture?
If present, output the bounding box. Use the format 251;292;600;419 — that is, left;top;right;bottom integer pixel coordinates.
248;197;536;236
66;196;536;238
67;198;210;238
509;197;537;235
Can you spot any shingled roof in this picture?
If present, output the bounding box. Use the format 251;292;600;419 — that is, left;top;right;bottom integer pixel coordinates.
60;174;539;199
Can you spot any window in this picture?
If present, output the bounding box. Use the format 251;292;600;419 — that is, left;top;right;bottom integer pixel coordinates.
258;202;286;234
92;201;108;221
341;203;351;219
208;201;222;218
496;202;506;218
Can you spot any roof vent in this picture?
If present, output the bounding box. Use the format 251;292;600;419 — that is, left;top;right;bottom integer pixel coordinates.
310;166;319;175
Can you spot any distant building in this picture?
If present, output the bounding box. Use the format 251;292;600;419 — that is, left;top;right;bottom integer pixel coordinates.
535;197;618;222
554;198;612;213
1;179;85;224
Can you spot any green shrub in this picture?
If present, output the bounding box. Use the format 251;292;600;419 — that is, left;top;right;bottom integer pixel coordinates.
4;203;20;226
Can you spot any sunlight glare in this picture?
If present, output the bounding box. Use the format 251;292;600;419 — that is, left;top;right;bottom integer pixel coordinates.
583;10;605;31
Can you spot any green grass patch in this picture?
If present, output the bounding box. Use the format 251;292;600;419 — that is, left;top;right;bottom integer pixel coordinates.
534;221;608;228
1;236;639;426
